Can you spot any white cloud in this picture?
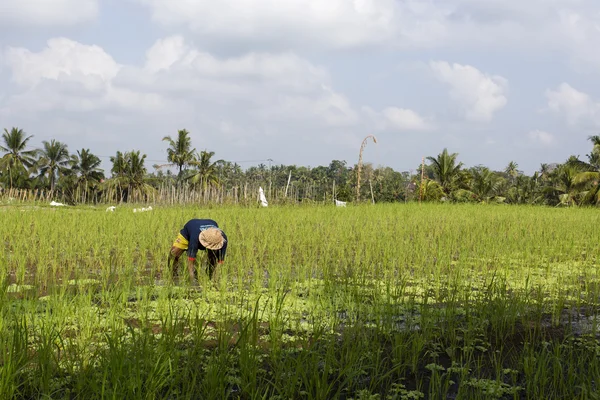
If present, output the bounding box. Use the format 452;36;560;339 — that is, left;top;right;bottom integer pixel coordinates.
428;0;600;71
528;130;556;146
545;83;600;127
0;35;384;168
557;10;600;71
1;35;359;128
126;35;330;98
382;107;431;130
0;0;98;26
132;0;600;72
143;36;189;74
134;0;448;49
264;86;359;127
430;61;508;122
363;106;433;131
3;38;163;113
6;38;120;88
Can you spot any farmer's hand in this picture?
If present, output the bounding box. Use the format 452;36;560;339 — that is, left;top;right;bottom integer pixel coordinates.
187;258;198;285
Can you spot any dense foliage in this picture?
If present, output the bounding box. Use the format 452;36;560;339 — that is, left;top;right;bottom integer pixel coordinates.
1;126;600;206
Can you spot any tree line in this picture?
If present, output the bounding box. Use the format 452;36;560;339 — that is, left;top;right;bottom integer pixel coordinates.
1;127;599;206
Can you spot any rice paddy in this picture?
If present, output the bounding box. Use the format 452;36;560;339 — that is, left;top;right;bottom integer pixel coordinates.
1;203;600;399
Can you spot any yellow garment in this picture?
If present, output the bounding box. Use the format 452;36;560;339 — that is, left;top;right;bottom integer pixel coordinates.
172;233;189;250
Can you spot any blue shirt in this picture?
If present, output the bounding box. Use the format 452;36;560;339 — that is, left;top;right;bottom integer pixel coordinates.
180;219;228;262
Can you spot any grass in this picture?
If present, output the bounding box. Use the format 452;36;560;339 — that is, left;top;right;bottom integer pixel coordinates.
1;202;600;399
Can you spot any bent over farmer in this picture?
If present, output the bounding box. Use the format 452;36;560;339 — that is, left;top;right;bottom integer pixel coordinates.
168;218;228;283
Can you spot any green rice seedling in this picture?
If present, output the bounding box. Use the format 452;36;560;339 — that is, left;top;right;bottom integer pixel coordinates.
1;203;600;398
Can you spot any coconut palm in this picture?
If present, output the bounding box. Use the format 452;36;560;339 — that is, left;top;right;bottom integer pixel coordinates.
469;166;501;202
426;148;464;196
107;150;154;202
539;163;551;182
504;161;519;185
0;127;37;189
71;148;104;202
588;135;600;161
509;174;544;205
572;136;600;205
187;150;224;190
74;149;104;184
109;151;129;202
125;150;148;189
36;139;71;192
110;151;128;178
162;129;196;181
546;162;583;206
419;179;445;201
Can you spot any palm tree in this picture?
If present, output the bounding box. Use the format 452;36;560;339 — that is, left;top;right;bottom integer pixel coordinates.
547;162;583;206
162;129;196;181
108;150;154;202
109;151;130;202
419;179;445;201
426;148;464;196
539;163;551;182
187;150;223;190
470;166;500;202
110;151;128;178
572;136;600;205
588;135;600;160
125;150;148;190
72;148;104;202
0;127;37;189
504;161;519;185
36;139;71;192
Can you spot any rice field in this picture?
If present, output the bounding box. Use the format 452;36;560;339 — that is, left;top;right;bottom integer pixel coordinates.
1;203;600;399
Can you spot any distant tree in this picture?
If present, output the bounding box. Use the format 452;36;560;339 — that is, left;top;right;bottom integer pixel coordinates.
588;135;600;164
108;150;153;202
187;150;223;190
110;151;128;178
426;148;464;196
72;148;105;202
539;163;552;182
125;150;148;190
469;166;501;202
36;139;71;192
504;161;520;185
547;162;584;206
162;129;196;181
372;166;407;202
420;179;445;201
572;135;600;205
327;160;351;185
0;127;37;189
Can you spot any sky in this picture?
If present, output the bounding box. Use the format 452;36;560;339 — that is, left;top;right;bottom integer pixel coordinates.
1;0;600;175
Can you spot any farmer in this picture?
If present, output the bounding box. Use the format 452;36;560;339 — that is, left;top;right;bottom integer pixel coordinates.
168;218;228;284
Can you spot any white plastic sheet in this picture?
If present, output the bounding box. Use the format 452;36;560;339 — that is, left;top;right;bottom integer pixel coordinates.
259;187;268;207
335;199;347;207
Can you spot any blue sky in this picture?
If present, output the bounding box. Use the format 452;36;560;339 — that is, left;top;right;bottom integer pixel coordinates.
1;0;599;174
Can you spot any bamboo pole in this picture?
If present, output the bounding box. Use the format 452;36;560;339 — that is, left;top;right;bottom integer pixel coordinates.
356;135;377;202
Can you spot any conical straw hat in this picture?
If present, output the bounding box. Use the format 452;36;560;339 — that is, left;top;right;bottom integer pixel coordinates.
199;227;225;250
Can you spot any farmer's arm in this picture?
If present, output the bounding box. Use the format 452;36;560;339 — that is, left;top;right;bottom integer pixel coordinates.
186;258;197;282
207;250;224;267
186;238;200;283
206;250;221;283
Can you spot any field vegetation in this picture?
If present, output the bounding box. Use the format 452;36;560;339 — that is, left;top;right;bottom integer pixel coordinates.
2;127;600;208
1;203;599;399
